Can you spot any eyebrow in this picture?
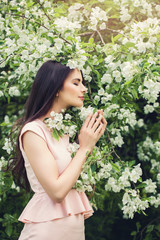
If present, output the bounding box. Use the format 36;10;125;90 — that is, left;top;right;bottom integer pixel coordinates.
72;78;81;82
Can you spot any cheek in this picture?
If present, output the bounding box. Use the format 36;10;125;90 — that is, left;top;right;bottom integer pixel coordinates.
63;85;78;96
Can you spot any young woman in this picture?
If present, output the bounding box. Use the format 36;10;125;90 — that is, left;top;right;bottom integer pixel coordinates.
11;60;107;240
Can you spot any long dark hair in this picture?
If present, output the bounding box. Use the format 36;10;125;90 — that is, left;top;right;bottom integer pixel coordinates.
8;60;75;191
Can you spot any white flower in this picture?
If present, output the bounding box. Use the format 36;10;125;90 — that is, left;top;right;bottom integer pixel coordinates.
130;169;140;183
113;70;121;79
137;119;144;127
0;90;4;97
9;86;20;97
4;115;10;124
105;55;114;64
0;157;6;171
98;88;105;96
54;113;63;122
65;114;72;120
157;174;160;183
101;73;112;84
50;111;56;117
153;102;159;108
122;192;131;205
79;106;94;122
144;104;154;114
144;179;157;193
99;22;106;30
2;138;13;154
67;142;80;153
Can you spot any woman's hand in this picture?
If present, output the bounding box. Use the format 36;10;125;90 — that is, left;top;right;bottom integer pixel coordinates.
78;110;107;153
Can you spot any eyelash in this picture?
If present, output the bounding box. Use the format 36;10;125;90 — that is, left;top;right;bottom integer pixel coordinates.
73;83;78;86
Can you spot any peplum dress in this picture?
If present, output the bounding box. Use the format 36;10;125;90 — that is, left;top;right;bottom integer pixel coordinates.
18;119;93;240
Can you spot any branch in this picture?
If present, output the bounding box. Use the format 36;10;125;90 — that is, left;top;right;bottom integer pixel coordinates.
79;31;94;37
106;129;124;165
9;13;49;30
97;29;105;45
35;0;51;21
79;27;121;38
87;82;93;101
0;54;12;65
138;216;160;240
105;27;121;33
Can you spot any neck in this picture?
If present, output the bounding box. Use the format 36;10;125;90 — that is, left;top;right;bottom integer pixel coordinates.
38;103;67;122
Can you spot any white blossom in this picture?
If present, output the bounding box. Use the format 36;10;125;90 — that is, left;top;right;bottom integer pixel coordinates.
0;90;4;97
8;86;20;97
2;138;13;154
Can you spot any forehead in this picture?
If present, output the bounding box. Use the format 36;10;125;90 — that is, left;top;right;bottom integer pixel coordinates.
65;68;82;82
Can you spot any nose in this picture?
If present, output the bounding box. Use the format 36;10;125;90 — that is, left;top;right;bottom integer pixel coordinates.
82;85;88;94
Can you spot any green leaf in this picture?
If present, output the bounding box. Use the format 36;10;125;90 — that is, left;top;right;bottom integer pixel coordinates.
52;128;59;141
124;78;134;85
89;38;94;44
128;160;136;167
131;89;138;99
27;2;35;7
91;164;96;173
6;224;12;237
58;129;64;137
137;183;147;189
146;225;154;233
113;34;123;42
110;162;120;172
136;222;141;232
87;168;92;180
124;42;136;48
131;231;137;236
127;53;133;61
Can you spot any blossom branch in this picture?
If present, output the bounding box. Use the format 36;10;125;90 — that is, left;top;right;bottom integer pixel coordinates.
8;13;72;45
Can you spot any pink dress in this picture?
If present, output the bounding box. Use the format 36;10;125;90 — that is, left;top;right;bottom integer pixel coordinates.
18;119;93;240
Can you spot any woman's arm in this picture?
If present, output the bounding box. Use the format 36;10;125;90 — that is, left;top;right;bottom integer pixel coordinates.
22;112;107;203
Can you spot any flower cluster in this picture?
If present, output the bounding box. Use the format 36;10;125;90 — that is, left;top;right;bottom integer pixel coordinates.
44;110;77;140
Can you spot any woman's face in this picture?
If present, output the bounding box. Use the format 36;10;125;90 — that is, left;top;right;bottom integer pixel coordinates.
56;68;87;109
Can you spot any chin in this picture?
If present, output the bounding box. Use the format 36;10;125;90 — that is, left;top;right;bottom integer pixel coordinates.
73;102;83;108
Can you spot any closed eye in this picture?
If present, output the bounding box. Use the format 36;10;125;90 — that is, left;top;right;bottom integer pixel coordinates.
73;83;78;86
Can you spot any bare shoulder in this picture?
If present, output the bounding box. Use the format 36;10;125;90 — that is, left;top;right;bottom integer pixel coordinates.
22;130;47;153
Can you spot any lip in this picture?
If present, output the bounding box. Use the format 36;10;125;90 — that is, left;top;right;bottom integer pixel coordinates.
79;96;84;100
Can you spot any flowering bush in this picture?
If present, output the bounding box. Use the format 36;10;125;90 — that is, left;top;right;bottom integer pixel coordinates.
0;0;160;239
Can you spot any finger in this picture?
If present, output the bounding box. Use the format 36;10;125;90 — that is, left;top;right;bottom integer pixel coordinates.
101;116;107;126
92;114;103;131
82;112;93;129
87;112;98;129
94;122;103;135
97;109;103;115
99;122;107;136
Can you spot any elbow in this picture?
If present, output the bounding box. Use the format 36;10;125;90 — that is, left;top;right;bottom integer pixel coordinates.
54;196;63;203
52;192;65;203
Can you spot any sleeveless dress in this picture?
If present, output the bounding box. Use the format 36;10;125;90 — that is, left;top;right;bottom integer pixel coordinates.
18;119;93;240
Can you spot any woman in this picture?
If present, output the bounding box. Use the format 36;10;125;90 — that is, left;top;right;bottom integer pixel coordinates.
11;60;107;240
